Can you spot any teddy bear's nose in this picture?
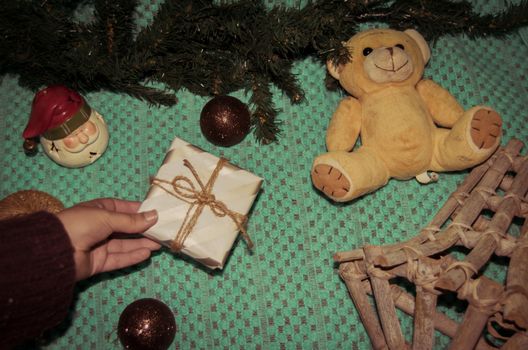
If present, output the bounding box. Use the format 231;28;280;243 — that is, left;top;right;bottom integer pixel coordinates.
387;47;394;55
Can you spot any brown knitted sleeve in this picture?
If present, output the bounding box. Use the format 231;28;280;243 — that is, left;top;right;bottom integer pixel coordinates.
0;211;76;348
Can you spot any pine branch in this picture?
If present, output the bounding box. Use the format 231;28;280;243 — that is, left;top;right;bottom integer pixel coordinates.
248;74;281;144
1;0;527;143
93;0;138;56
109;83;178;106
347;0;528;41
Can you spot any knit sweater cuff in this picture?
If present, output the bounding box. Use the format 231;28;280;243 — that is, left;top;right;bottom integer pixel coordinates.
0;211;76;347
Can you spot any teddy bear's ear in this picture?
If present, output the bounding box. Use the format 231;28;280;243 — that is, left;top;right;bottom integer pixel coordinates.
326;60;343;80
404;29;431;64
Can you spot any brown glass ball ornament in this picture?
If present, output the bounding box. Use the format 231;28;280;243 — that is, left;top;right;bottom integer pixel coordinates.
200;95;251;147
117;298;176;350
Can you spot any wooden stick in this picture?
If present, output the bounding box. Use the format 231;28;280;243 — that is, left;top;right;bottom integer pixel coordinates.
376;140;524;268
339;263;388;350
335;139;526;349
386;284;455;335
364;246;408;350
347;253;455;287
502;331;528;350
374;226;459;267
513;154;528;172
499;175;514;192
503;215;528;329
349;257;500;349
369;284;496;350
487;194;528;215
448;277;503;350
412;286;437;350
436;156;528;291
448;305;493;350
455;224;517;256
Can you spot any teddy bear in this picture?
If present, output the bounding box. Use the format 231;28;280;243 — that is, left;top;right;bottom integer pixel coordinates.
311;28;502;202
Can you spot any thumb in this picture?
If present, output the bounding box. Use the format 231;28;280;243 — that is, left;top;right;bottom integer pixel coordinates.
103;209;158;234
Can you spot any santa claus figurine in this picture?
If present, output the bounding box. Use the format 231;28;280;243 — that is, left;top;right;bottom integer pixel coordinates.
22;85;109;168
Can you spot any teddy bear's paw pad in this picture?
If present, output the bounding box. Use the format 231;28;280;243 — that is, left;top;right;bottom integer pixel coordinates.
311;164;350;198
470;109;502;150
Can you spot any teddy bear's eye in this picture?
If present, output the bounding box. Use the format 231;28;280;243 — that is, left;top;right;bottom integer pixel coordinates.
395;44;405;50
363;47;373;56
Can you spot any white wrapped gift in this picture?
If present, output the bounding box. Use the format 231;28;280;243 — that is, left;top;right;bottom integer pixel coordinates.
139;137;262;269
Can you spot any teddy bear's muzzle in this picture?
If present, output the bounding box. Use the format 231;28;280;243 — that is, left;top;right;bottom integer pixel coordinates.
364;46;414;83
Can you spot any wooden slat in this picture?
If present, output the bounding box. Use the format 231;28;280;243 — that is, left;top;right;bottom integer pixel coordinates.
339;263;388;350
412;287;437;350
364;246;408;350
448;277;503;350
437;154;528;291
504;216;528;329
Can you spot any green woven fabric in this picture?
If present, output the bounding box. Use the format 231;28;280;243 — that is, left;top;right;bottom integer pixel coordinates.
1;0;527;348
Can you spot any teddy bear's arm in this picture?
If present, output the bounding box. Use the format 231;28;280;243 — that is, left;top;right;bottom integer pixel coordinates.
326;97;362;152
417;79;464;127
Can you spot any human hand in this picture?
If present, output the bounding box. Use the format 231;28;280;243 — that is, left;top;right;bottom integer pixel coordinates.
57;198;160;281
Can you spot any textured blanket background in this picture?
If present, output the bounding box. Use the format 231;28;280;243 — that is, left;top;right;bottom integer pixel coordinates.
1;0;526;348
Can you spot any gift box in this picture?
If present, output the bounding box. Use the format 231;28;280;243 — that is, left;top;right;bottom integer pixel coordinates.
139;137;263;269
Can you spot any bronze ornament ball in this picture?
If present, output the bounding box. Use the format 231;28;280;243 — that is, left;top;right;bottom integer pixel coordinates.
200;95;251;147
117;298;176;350
0;190;64;220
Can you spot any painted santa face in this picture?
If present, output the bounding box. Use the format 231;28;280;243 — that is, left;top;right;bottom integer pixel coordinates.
41;111;109;168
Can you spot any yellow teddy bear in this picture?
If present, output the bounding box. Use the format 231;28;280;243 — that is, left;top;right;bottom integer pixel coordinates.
311;28;502;202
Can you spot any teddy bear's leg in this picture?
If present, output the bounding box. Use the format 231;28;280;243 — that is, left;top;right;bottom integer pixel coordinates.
431;106;502;172
311;147;390;202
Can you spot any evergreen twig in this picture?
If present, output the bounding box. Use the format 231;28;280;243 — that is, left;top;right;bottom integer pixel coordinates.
0;0;527;144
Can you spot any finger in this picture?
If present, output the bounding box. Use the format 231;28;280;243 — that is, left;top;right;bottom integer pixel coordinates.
106;238;161;254
77;198;118;210
78;198;141;213
101;249;153;273
106;199;141;213
103;210;158;234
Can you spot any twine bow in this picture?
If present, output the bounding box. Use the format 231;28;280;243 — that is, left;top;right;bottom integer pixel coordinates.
151;158;253;252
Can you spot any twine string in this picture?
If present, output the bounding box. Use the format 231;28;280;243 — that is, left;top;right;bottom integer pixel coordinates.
515;237;528;251
445;261;478;281
366;263;392;280
339;261;367;281
475;186;496;200
151;158;253;252
502;149;515;165
503;284;528;302
487;313;518;341
486;285;528;340
483;228;503;246
422;225;440;242
447;262;503;314
449;222;472;247
459;278;502;313
495;234;517;256
401;246;441;294
452;191;469;206
401;245;422;282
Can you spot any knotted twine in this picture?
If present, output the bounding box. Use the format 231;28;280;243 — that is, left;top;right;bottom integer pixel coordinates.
151;158;254;252
400;246;440;294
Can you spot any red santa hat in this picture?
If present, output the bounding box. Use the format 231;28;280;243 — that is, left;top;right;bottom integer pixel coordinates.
23;85;92;141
